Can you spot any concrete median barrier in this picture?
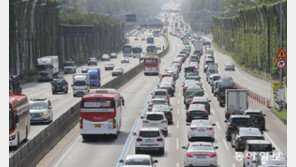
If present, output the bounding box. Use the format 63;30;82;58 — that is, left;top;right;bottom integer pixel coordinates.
9;35;169;167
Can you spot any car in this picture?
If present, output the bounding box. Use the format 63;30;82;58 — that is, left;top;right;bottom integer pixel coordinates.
205;54;215;62
160;76;175;88
184;87;204;108
187;120;215;142
134;36;139;41
88;57;97;66
182;142;218;167
141;36;146;41
191;96;211;114
29;98;53;124
151;89;170;104
51;77;68;94
231;127;264;151
158;81;174;97
156;45;162;50
120;154;158;167
112;67;124;76
244;110;266;131
151;104;173;124
81;66;90;73
184;66;199;77
102;54;110;61
208;74;221;87
185;73;201;81
110;53;117;59
182;81;201;95
135;128;165;155
225;63;235;71
148;98;168;111
105;63;114;70
142;112;168;136
186;104;208;122
121;57;130;63
243;140;275;167
159;73;174;81
225;115;252;141
64;61;76;74
256;155;287;167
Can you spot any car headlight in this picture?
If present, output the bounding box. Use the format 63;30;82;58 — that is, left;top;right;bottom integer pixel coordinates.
63;85;66;89
52;86;54;89
43;112;48;116
9;135;15;140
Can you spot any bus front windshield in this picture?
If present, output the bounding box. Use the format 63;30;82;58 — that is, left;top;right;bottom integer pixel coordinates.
123;46;131;53
81;99;115;108
144;59;158;64
9;105;14;130
132;47;142;53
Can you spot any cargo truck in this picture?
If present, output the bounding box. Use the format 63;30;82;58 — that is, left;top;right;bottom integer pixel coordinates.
72;74;90;97
37;56;59;81
225;89;248;120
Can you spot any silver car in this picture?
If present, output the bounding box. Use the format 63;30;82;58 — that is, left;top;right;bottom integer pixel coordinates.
120;154;158;167
29;98;53;123
256;155;287;167
112;67;124;76
187;120;215;142
121;57;130;63
183;142;218;167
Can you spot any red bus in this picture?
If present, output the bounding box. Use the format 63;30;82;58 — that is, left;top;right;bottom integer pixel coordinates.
144;57;161;76
9;94;31;147
80;89;125;140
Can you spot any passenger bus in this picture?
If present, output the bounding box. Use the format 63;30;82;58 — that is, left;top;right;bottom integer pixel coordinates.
80;89;125;140
146;36;154;44
122;44;132;56
132;46;143;58
143;57;161;75
9;94;31;147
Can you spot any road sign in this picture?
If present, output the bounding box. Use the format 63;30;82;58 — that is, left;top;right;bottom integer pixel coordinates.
276;59;286;69
276;48;287;58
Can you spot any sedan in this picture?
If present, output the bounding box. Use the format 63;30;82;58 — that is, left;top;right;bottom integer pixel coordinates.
183;142;218;167
148;98;167;111
151;104;173;124
185;73;201;81
187;120;215;142
121;57;130;63
112;67;124;76
231;127;264;151
191;96;211;114
105;63;114;70
119;154;158;167
81;66;90;73
225;63;235;71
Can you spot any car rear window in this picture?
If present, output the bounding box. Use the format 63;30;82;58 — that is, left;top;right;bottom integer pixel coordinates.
152;100;166;105
248;144;273;152
190;144;212;151
139;131;160;137
155;91;166;95
231;118;252;126
125;158;151;165
146;114;163;120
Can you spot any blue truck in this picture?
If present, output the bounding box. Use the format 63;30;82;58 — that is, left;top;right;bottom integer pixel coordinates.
87;68;101;87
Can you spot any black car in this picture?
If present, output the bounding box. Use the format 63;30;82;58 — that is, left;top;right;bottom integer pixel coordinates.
186;104;208;122
225;115;252;141
231;127;264;151
51;78;68;94
244;110;266;131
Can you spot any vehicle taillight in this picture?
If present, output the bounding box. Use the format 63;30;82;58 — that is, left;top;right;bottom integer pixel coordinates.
207;102;210;105
152;95;155;98
209;153;217;158
136;138;143;142
161;120;167;123
80;118;83;129
113;119;116;129
187;101;191;104
149;104;153;106
246;152;251;159
238;137;242;141
228;125;235;129
157;138;163;142
190;127;197;130
186;153;194;157
143;120;149;123
183;87;186;90
170;87;174;91
187;110;191;114
207;127;213;130
221;99;224;103
168;112;172;116
261;136;265;140
204;111;208;115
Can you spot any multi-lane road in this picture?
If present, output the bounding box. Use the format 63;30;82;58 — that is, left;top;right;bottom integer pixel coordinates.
36;14;286;167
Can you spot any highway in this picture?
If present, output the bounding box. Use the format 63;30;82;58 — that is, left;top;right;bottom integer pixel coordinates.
37;15;286;167
9;28;167;156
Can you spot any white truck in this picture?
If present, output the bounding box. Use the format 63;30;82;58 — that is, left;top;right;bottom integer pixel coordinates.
37;56;59;81
72;74;90;97
225;89;248;120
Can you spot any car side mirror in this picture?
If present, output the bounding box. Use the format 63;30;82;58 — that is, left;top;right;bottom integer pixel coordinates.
71;84;73;87
182;146;187;150
224;120;227;123
273;147;275;150
141;116;144;119
153;160;158;163
186;123;190;126
208;100;211;102
133;132;137;136
212;123;216;126
119;160;124;163
48;106;52;109
214;146;218;149
263;114;266;116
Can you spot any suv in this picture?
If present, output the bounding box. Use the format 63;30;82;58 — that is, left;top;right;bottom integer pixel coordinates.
152;89;170;104
102;54;110;61
142;112;168;136
158;82;174;97
51;77;68;94
191;96;211;114
243;140;275;167
225;115;252;141
135;128;165;155
186;104;208;122
184;87;204;108
110;53;117;59
231;127;264;151
148;98;167;111
151;104;173;124
64;61;76;74
29;98;53;123
244;110;266;131
225;63;235;71
88;57;97;66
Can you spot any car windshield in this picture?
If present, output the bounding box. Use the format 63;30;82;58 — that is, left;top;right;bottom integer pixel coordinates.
248;144;273;152
74;81;86;86
231;118;252;126
144;59;157;64
53;79;65;84
139;131;160;137
9;105;14;130
81;99;115;108
146;114;163;120
154;91;166;96
124;158;151;165
190;144;212;151
65;62;74;66
30;102;48;110
185;90;204;97
192;121;211;126
152;100;166;105
152;105;169;111
90;75;97;80
37;65;51;71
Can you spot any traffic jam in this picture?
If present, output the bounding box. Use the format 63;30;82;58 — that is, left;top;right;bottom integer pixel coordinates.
8;10;287;167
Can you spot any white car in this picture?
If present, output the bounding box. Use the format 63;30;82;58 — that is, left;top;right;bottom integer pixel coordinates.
148;98;167;111
152;89;170;104
142;112;168;136
187;120;215;142
256;155;287;167
183;142;218;167
110;53;117;59
121;57;130;63
208;74;221;86
135;128;165;155
102;54;110;61
120;154;158;167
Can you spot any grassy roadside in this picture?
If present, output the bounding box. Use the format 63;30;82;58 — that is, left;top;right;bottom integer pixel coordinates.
272;107;287;124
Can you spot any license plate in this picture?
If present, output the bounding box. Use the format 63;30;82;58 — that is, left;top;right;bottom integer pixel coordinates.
94;124;101;128
198;130;205;132
145;139;154;142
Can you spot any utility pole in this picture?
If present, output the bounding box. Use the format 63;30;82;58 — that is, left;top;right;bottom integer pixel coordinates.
279;0;284;109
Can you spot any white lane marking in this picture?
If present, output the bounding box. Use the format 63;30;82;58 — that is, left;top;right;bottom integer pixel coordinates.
177;121;179;129
178;109;180;115
176;138;179;150
54;136;80;167
205;92;208;96
179;92;181;97
223;139;230;150
176;163;179;167
216;121;221;130
211;109;215;116
178;99;180;104
232;163;236;167
264;132;284;155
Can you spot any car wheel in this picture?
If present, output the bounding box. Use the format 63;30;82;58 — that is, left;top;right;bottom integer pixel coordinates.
160;148;165;155
82;135;89;141
24;127;28;142
219;101;223;107
135;148;141;154
65;90;68;94
226;135;231;141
